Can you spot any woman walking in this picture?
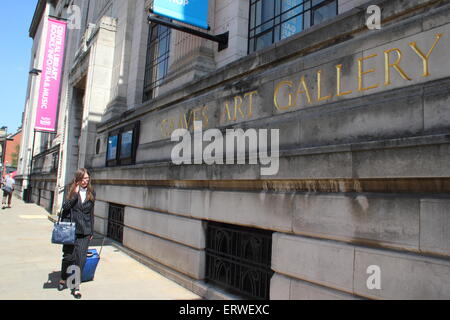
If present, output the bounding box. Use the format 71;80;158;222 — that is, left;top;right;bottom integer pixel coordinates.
58;168;95;299
1;174;15;209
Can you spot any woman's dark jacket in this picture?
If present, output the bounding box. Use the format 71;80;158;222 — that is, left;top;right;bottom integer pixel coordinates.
61;191;95;236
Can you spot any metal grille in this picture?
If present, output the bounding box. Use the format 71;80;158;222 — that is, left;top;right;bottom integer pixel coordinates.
248;0;338;53
143;22;171;102
206;221;273;300
107;203;125;243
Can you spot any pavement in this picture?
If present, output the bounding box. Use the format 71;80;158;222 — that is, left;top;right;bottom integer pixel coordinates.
0;197;201;300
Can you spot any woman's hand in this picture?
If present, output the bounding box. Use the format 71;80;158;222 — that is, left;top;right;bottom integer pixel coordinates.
89;235;94;241
74;184;80;193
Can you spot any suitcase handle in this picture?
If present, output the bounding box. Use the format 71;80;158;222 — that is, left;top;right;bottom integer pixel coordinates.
98;236;106;258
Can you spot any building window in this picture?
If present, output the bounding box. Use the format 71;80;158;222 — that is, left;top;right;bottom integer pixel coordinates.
143;22;171;102
106;122;140;167
248;0;338;53
106;135;118;162
49;191;55;213
96;139;101;155
205;221;273;300
51;152;59;172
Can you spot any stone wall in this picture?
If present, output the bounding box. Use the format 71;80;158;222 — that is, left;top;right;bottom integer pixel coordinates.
88;0;450;299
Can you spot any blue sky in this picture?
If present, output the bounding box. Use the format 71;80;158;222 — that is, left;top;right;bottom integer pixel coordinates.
0;1;38;135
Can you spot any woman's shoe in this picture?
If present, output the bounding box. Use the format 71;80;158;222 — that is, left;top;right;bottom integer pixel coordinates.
72;289;82;299
58;280;66;291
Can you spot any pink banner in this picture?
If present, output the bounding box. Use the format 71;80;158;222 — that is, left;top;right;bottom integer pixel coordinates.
34;19;67;132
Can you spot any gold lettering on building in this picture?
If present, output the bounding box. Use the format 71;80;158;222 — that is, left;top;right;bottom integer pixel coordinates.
161;118;175;137
158;32;447;138
384;48;412;86
317;70;333;101
223;101;232;121
295;76;312;106
178;112;189;130
274;80;294;110
201;106;209;128
409;33;443;77
358;54;379;91
160;119;169;137
336;64;352;97
233;96;245;120
244;90;258;118
274;77;313;111
223;90;258;121
161;105;209;138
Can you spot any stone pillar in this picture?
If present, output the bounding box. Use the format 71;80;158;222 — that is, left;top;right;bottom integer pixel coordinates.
103;0;137;120
126;0;149;109
214;0;249;68
78;16;117;167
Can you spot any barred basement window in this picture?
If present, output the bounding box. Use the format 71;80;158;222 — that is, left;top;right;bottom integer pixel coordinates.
107;203;124;244
248;0;338;53
206;221;273;300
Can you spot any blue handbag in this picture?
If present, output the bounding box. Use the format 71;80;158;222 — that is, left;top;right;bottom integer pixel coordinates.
51;209;76;245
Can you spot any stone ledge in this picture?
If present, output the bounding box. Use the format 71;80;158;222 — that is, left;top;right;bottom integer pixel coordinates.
136;131;450;161
89;133;450;182
271;273;363;300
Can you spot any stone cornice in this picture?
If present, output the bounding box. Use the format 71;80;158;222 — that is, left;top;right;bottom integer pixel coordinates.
29;0;46;39
90;177;450;195
29;0;59;38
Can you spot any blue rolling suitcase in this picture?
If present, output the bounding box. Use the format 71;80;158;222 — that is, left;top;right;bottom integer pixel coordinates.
81;238;104;282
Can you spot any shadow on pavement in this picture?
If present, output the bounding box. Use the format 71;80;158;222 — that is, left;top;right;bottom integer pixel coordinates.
43;271;62;289
90;236;112;247
42;236;111;290
90;236;114;255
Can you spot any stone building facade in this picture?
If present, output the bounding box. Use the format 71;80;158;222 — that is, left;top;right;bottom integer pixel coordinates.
18;0;450;299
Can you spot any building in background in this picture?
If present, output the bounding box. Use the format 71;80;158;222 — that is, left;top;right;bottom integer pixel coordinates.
2;129;22;176
0;127;9;176
17;0;450;299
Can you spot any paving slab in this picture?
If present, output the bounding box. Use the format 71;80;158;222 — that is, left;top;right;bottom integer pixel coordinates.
0;197;201;300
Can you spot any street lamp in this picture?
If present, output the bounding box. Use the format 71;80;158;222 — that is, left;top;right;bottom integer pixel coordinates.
23;68;43;203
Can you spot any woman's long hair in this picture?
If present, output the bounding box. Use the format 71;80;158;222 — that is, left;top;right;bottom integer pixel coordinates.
67;168;95;201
